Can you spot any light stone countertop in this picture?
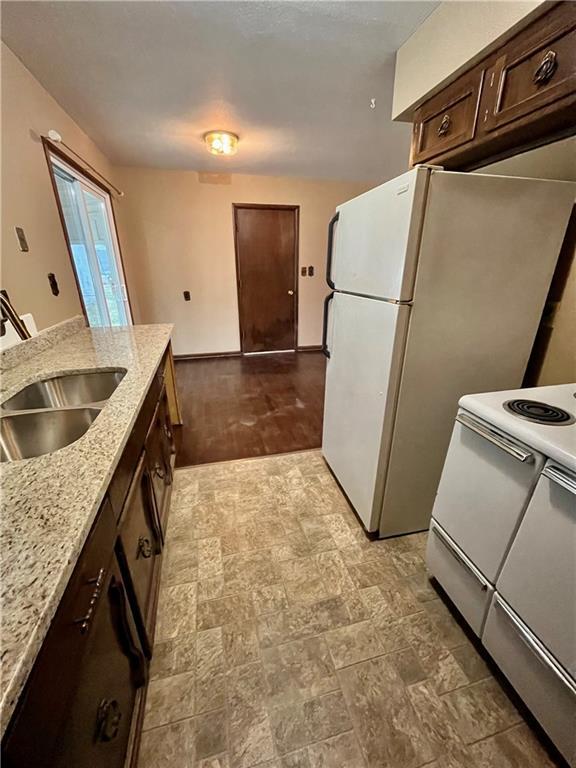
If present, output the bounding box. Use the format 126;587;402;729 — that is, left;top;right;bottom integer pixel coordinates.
0;323;173;735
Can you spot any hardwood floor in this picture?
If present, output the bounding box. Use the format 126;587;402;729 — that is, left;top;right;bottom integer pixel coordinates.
174;352;326;466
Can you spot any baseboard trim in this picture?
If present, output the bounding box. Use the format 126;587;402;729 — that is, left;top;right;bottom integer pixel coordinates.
174;350;242;361
175;346;322;360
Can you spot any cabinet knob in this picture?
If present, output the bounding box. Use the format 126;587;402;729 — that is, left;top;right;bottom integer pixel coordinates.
288;289;294;296
154;462;166;480
533;50;558;85
96;698;122;742
137;536;153;559
437;114;451;137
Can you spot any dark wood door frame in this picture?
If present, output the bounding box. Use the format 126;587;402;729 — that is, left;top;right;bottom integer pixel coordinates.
232;203;300;354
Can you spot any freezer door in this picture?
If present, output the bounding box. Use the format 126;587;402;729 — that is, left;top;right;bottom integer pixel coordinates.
322;292;410;531
330;167;429;301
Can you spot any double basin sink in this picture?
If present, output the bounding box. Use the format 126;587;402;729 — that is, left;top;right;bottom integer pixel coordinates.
0;369;126;462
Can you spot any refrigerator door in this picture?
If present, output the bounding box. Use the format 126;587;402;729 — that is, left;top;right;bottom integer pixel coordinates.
322;292;410;531
330;167;429;301
378;171;576;538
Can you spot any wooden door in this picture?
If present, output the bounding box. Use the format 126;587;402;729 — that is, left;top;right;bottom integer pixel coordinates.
234;205;298;353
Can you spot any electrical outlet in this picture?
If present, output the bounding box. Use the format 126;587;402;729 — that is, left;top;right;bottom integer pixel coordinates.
300;266;307;277
183;290;191;301
308;266;314;277
15;227;29;252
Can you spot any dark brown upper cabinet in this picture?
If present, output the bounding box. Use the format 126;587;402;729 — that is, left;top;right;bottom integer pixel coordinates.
411;68;484;163
410;2;576;170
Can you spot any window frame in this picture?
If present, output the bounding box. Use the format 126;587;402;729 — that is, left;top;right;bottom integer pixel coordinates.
42;138;133;326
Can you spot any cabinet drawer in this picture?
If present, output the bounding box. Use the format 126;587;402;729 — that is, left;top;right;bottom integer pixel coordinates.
117;454;163;651
426;520;493;636
412;69;483;163
483;4;576;132
483;594;576;766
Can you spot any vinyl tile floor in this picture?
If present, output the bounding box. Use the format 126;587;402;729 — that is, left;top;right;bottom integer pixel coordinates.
137;450;562;768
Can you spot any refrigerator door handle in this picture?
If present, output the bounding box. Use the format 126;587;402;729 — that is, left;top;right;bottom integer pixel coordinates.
326;212;340;289
322;292;335;358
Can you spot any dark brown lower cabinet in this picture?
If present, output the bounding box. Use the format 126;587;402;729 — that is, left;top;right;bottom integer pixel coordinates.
2;351;176;768
3;500;146;768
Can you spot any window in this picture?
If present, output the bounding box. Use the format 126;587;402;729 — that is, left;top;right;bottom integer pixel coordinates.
49;154;132;327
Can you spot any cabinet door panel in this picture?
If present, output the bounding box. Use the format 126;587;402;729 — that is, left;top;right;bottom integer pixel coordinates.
118;453;162;652
483;4;576;132
146;391;174;537
412;68;483;163
2;510;145;768
56;555;146;768
109;367;162;519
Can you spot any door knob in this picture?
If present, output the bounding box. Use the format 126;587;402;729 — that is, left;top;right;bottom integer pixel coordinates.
288;290;294;295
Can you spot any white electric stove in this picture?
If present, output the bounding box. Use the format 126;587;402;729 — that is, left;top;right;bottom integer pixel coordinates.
426;383;576;766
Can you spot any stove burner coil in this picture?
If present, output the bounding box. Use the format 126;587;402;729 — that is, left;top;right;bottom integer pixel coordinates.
504;399;575;425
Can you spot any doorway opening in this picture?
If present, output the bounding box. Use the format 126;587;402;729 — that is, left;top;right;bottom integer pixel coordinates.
46;151;132;327
233;204;299;353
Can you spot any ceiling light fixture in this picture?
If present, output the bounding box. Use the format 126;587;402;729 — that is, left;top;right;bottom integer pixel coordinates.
204;130;239;156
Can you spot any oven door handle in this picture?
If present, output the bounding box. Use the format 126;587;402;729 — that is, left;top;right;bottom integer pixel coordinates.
494;595;576;696
543;465;576;496
456;413;534;463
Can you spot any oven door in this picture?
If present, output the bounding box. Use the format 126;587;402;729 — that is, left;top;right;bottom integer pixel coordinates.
431;410;545;582
496;462;576;677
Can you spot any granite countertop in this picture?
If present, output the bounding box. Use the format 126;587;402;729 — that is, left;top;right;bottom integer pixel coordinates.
0;322;173;735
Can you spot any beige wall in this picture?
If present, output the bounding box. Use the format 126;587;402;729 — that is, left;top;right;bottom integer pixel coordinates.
392;1;544;121
0;42;117;330
479;138;576;386
115;169;370;355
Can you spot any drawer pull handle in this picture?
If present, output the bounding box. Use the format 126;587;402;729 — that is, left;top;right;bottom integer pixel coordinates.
74;567;106;634
456;413;534;463
110;577;147;687
96;698;122;742
494;596;576;696
533;50;558;86
431;523;488;591
437;114;451;137
137;536;153;559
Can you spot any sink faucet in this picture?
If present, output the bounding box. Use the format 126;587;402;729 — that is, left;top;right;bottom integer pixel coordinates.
0;291;31;341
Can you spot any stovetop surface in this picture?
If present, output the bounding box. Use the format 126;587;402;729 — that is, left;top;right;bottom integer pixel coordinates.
459;384;576;472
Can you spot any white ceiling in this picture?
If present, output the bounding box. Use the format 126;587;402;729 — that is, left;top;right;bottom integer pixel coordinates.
2;1;438;181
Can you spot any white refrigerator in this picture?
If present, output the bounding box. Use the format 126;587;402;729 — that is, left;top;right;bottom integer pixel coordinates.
321;166;575;538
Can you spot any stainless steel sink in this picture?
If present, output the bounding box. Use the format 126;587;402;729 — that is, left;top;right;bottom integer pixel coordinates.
0;408;101;462
1;369;126;411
